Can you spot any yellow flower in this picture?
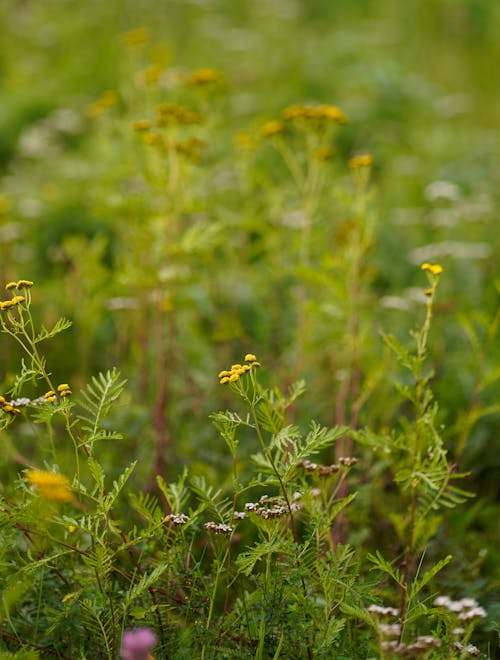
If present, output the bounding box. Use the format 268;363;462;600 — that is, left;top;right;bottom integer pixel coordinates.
11;295;25;304
282;104;347;125
234;131;256;151
121;27;149;47
0;300;16;309
57;383;70;392
186;68;223;86
131;119;152;132
260;121;285;138
348;154;373;169
60;390;72;397
228;373;240;383
26;470;72;503
230;364;242;371
218;371;231;378
5;282;17;291
44;390;56;398
219;377;230;384
16;280;33;289
244;354;257;362
143;132;163;146
421;263;443;276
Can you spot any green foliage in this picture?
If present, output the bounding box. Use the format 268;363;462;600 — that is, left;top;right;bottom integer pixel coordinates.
0;1;498;655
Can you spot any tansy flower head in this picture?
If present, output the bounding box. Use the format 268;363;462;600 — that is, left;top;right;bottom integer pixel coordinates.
121;27;149;47
5;282;17;291
421;262;443;276
260;121;285;138
57;383;70;392
348;154;373;169
282;103;347;125
131;119;151;132
16;280;33;289
26;470;72;503
219;355;261;383
186;68;223;86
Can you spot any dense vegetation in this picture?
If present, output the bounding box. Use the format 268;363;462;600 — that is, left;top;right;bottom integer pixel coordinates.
0;1;499;658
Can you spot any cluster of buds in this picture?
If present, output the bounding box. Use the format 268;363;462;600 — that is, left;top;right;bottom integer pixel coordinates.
244;495;301;520
381;636;441;656
204;521;233;535
162;513;189;526
218;353;260;385
298;456;357;477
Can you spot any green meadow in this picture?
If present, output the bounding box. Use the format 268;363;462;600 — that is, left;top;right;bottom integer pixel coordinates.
0;1;499;657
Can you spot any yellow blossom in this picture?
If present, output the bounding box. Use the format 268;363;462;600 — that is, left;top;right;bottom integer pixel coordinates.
60;390;72;397
234;131;256;151
244;354;257;362
282;104;347;125
57;383;70;392
348;154;373;169
421;263;443;276
132;119;152;132
121;27;149;47
260;121;285;138
186;68;223;86
228;373;240;382
16;280;33;288
219;377;230;384
44;390;56;398
26;470;72;503
5;282;17;291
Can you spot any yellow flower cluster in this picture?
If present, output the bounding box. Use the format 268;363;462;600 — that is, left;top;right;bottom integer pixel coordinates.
348;154;373;169
260;120;285;138
0;395;20;415
282;104;348;125
186;68;224;86
1;280;31;311
85;90;119;119
121;27;149;47
155;103;202;126
421;263;443;276
219;354;261;384
57;383;72;398
26;470;72;503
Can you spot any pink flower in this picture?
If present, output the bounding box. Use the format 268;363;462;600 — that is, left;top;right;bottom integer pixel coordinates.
120;628;157;660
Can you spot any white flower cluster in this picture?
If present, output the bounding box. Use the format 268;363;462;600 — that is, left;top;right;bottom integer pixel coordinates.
434;596;486;620
204;521;233;535
454;642;480;656
244;496;301;519
381;636;440;656
368;604;399;617
163;513;189;525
